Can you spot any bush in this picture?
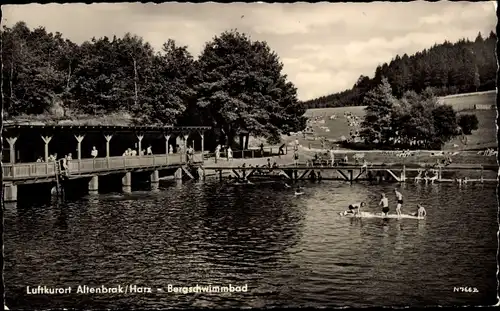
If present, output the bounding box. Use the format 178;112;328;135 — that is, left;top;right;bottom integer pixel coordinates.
458;114;479;135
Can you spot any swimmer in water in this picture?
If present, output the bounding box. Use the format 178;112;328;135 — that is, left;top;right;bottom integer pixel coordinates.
379;193;389;216
295;186;303;194
394;188;403;217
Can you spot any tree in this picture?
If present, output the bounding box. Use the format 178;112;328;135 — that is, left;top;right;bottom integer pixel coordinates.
458;114;479;135
432;104;459;147
139;39;197;125
195;30;305;147
360;77;397;144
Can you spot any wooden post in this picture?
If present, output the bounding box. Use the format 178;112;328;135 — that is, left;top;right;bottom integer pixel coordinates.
480;165;484;183
41;135;52;162
252;150;255;158
164;134;170;165
104;134;113;158
74;134;85;160
175;168;183;180
184;134;189;163
199;131;205;163
402;165;406;183
438;166;442;182
104;134;113;169
137;134;144;156
88;175;99;194
349;169;353;183
6;136;18;164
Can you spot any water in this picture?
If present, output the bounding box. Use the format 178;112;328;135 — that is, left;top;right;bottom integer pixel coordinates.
4;180;498;309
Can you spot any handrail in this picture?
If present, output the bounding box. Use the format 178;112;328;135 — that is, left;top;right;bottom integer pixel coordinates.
2;152;205;179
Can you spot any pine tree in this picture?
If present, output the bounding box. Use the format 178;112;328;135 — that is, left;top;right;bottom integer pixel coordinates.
360;78;397;144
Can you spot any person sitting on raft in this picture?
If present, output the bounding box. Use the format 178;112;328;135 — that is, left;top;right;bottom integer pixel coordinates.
343;202;366;216
411;204;427;218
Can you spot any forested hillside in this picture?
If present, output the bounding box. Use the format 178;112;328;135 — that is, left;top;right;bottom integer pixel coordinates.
302;32;497;109
1;22;307;146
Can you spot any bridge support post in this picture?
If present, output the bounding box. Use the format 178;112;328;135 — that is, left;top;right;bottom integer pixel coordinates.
3;183;18;202
6;136;18;164
41;135;53;162
74;134;85;160
349;170;353;183
88;175;98;194
122;172;132;193
150;170;159;191
175;168;183;180
401;165;406;183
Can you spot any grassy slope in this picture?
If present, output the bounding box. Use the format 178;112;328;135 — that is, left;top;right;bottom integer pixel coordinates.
295;91;497;151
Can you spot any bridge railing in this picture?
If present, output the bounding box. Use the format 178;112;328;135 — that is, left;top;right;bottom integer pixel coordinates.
2;162;57;178
2;152;204;179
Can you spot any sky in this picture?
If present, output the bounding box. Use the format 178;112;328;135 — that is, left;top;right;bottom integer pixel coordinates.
2;2;497;101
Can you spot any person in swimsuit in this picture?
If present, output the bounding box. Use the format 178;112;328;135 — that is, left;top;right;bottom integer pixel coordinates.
412;204;427;217
379;193;389;216
345;202;366;216
394;189;403;217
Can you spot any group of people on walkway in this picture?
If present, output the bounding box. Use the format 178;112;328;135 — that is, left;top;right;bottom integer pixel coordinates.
36;153;74;176
342;188;426;218
122;146;153;157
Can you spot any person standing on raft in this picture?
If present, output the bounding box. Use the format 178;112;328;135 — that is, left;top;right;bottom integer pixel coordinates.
379;193;389;216
394;188;404;217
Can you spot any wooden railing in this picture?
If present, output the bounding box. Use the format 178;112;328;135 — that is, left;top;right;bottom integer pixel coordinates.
2;153;204;179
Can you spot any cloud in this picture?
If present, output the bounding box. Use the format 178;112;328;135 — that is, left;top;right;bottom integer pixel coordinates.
1;2;496;101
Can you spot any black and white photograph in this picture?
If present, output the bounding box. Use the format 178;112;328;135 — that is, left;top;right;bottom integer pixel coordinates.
1;1;498;309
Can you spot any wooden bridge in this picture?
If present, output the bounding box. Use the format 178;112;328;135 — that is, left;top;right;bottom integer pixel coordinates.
201;163;498;183
2;153;204;183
